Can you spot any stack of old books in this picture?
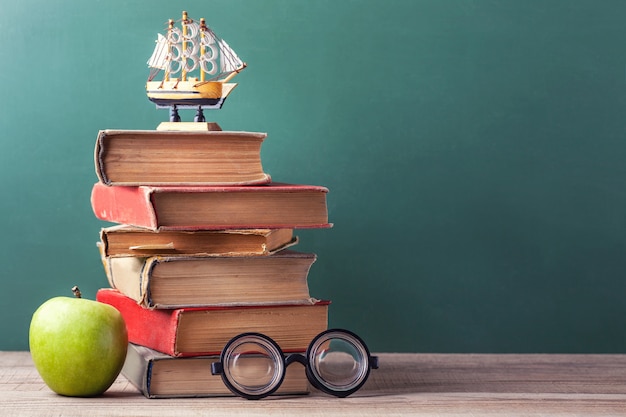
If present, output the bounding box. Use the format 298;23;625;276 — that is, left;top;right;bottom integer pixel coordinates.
90;125;331;398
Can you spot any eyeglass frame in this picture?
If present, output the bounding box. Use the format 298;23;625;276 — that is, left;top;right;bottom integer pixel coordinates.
211;328;379;400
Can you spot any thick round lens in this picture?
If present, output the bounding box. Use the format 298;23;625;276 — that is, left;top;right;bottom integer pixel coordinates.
222;335;284;398
308;331;370;393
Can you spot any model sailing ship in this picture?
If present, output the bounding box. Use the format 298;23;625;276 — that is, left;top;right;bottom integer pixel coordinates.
146;11;246;122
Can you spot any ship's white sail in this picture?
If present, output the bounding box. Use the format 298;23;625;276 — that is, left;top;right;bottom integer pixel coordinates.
217;38;244;74
147;34;169;70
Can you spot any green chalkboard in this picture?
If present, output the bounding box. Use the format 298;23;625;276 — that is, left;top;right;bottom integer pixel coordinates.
2;0;626;353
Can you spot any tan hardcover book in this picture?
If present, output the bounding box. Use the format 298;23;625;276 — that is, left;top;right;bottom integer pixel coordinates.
100;249;317;308
94;129;271;186
99;226;297;257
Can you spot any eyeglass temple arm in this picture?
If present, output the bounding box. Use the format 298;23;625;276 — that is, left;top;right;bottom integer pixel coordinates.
211;362;223;375
370;355;379;369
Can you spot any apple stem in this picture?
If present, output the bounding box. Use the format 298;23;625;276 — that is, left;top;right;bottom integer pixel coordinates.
71;286;82;299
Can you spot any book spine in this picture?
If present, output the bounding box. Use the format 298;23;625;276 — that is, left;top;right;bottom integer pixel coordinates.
91;183;158;229
120;344;152;398
100;253;155;308
93;132;109;185
96;288;180;356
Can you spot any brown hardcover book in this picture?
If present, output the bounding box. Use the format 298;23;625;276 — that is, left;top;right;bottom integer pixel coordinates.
122;343;309;398
100;249;318;308
99;226;297;257
96;288;330;357
94;129;271;186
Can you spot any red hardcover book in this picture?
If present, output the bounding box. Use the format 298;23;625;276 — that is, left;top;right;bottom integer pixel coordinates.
90;182;331;231
96;288;330;357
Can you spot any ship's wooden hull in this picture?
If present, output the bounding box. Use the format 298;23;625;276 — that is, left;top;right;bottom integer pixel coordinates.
146;80;238;109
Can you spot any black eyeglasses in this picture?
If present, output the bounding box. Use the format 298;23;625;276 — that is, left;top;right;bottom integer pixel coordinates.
211;328;379;400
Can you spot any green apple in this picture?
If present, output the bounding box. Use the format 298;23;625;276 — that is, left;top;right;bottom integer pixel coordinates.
29;287;128;397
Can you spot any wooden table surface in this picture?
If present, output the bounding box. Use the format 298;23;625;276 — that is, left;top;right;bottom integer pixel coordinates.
2;351;626;416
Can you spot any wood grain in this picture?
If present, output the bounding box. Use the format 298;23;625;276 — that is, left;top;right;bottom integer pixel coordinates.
2;352;626;416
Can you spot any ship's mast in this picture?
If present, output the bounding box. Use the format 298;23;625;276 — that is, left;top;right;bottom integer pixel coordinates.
200;18;207;82
182;11;189;81
165;19;174;82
